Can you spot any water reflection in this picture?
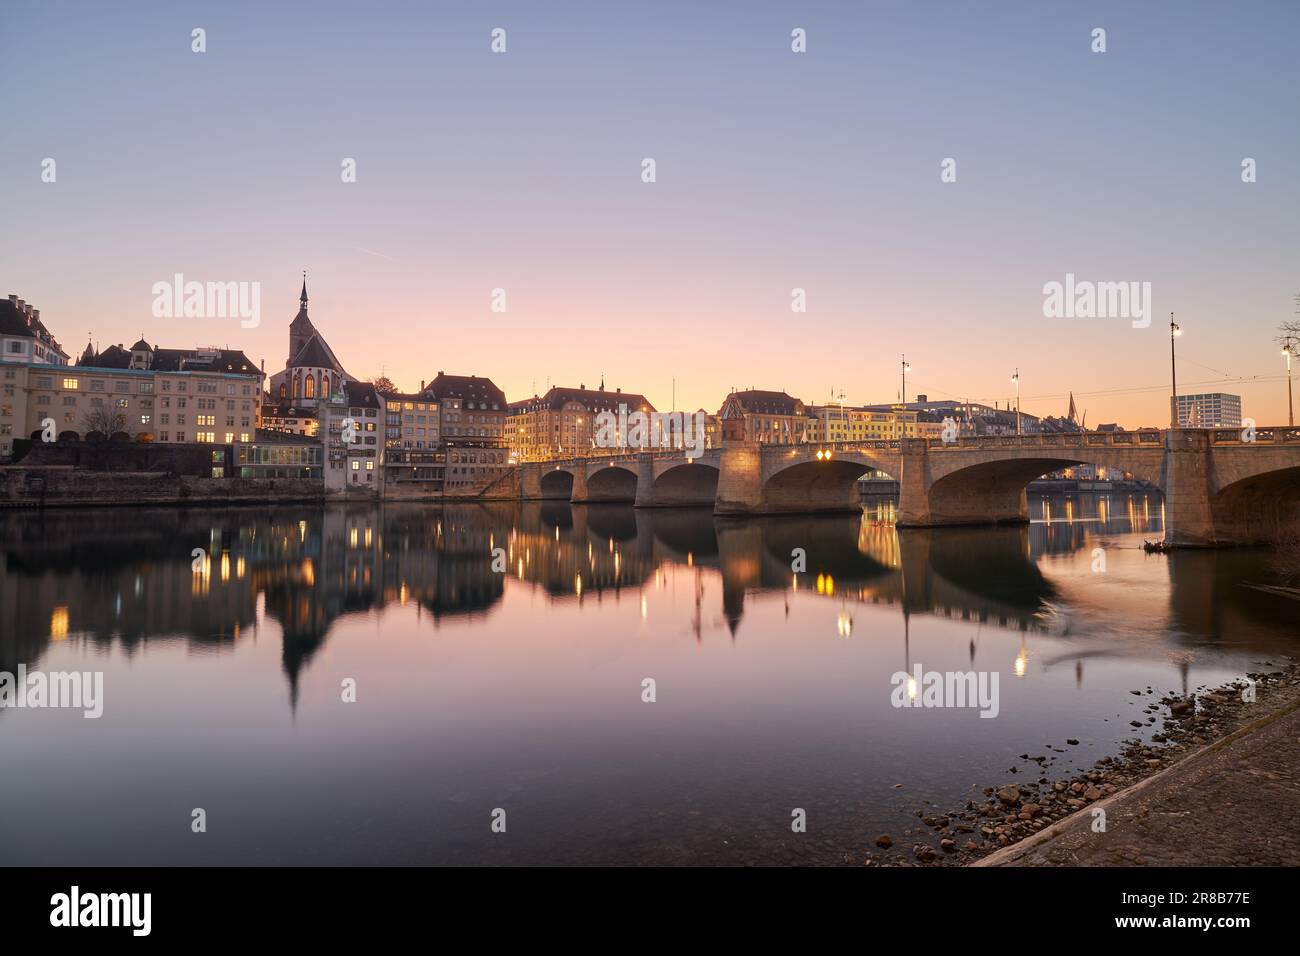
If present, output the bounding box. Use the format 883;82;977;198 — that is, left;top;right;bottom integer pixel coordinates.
2;495;1296;711
3;494;1299;865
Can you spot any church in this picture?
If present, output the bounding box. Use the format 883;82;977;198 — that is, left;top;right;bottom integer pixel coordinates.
262;277;383;493
267;277;350;407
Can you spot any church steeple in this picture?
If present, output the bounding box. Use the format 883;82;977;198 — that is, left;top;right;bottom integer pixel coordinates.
288;272;316;367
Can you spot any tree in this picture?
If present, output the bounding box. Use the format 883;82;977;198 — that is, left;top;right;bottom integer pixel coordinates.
369;375;399;396
82;405;131;437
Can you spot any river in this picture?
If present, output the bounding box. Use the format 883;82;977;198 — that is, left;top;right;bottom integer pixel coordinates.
1;493;1296;865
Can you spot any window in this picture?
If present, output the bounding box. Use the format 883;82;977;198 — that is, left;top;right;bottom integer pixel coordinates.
63;378;79;389
139;383;153;393
62;396;76;406
115;398;129;408
351;460;360;471
141;415;151;425
197;432;215;443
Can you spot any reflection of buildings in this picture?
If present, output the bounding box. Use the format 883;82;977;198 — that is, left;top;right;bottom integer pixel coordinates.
7;494;1283;717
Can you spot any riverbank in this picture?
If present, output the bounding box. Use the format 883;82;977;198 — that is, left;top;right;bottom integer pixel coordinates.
856;661;1300;866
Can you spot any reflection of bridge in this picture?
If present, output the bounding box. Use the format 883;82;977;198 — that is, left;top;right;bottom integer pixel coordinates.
518;427;1300;546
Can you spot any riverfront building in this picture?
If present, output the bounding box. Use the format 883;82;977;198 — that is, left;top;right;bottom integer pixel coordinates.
1176;392;1242;428
506;384;656;461
1;295;263;460
717;389;815;445
420;373;510;490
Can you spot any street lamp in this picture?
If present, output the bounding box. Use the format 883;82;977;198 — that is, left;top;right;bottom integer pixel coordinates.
1282;338;1297;428
901;355;911;405
1169;314;1182;428
1011;369;1021;436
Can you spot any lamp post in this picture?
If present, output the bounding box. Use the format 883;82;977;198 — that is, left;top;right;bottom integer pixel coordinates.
1011;369;1021;436
1169;314;1182;428
901;355;910;406
1282;338;1296;428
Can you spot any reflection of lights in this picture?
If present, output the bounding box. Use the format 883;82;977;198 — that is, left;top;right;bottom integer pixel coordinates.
349;527;358;548
299;520;307;541
50;606;69;640
907;676;918;701
399;583;409;604
837;610;853;638
236;556;246;579
220;551;231;583
816;573;834;596
791;573;797;590
687;552;693;567
1014;646;1029;677
301;558;315;587
640;594;648;620
575;573;583;597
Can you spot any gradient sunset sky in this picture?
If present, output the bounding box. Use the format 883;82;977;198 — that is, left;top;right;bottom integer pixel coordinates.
3;0;1298;426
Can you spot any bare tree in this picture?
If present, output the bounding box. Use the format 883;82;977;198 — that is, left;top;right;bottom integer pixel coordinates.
368;375;399;396
81;405;131;437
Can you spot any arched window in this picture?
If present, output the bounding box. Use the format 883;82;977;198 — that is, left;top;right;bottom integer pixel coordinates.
322;374;330;397
305;373;316;399
278;383;287;400
292;373;300;399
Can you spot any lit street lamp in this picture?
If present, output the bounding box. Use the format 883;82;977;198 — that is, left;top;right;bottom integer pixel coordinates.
1282;338;1297;428
1169;314;1182;428
1011;369;1021;436
901;355;911;405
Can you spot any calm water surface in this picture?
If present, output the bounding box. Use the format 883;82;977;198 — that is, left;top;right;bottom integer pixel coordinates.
1;494;1297;865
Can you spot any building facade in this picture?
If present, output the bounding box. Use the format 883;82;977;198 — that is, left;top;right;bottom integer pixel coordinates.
1176;392;1242;428
506;384;656;461
1;295;68;367
421;373;509;490
717;390;815;444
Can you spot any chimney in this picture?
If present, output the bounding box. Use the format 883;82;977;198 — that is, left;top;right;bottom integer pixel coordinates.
7;294;15;304
31;309;39;325
420;380;425;391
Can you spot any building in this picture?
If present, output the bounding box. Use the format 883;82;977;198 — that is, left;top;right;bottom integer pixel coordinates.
717;389;814;444
258;279;384;495
268;279;349;406
506;383;656;461
322;380;384;494
234;429;323;480
421;372;509;490
383;391;445;489
1175;392;1242;428
2;342;262;461
1;294;68;367
811;403;921;441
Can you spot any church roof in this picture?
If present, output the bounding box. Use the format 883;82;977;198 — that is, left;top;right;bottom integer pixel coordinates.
286;332;348;376
130;338;152;352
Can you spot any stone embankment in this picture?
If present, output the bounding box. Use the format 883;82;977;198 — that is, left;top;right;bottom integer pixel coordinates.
857;662;1300;866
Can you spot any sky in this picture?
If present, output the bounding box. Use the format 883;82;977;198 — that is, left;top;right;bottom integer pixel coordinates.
2;0;1298;426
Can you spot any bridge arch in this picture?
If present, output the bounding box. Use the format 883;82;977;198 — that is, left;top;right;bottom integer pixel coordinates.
918;454;1165;527
650;461;719;506
583;463;638;502
539;468;575;499
1207;464;1300;544
763;451;899;513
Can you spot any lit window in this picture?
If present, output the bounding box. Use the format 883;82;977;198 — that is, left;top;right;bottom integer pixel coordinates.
63;378;79;390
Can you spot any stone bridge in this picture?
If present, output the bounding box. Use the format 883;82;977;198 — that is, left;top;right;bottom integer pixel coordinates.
516;427;1300;546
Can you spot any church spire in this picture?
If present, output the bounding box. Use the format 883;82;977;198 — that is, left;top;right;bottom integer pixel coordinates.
300;271;308;309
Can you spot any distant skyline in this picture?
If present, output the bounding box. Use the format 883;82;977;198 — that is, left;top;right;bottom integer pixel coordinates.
3;0;1298;426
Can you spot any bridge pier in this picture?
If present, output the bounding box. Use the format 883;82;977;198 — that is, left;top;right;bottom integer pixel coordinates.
633;458;656;507
568;464;591;503
1163;430;1217;546
714;442;765;515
